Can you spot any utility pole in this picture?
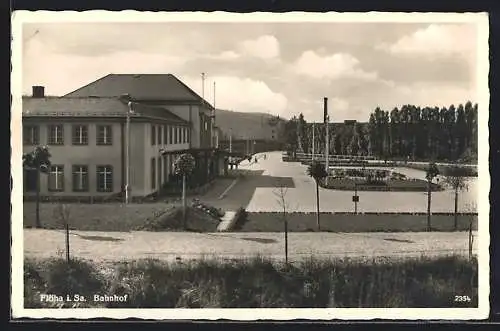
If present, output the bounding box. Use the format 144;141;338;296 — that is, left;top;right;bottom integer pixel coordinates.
229;130;233;170
324;97;330;172
312;122;315;162
213;81;217;148
125;101;133;204
201;73;206;103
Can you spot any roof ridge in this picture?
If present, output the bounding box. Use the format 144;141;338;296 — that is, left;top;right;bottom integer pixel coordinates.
62;73;113;97
168;75;214;110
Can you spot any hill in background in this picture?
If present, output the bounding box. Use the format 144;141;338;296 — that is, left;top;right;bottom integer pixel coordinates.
214;109;286;141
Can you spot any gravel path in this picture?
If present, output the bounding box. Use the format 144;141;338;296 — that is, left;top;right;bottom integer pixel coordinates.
24;229;478;262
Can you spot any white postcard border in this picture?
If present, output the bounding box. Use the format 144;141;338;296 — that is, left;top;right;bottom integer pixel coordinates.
11;10;491;320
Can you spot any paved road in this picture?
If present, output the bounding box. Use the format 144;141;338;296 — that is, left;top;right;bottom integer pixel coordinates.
232;151;478;213
24;229;478;262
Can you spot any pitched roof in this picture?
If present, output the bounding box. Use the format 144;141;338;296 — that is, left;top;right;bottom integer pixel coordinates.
63;74;212;107
22;96;189;124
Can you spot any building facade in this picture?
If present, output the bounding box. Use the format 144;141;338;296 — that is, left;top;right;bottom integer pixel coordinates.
22;93;192;200
22;74;229;200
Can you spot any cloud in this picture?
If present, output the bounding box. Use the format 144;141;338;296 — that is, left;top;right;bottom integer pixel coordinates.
22;38;186;95
238;35;280;59
197;35;280;63
181;75;288;115
293;51;378;80
330;97;350;114
21;22;478;122
204;50;241;61
378;24;475;57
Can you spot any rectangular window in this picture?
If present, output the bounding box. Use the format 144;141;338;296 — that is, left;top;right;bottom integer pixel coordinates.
169;126;173;144
187;128;190;143
158;125;163;145
72;165;89;192
163;125;168;145
48;165;64;191
151;157;156;190
174;126;178;144
97;125;113;145
48;125;64;145
96;165;113;192
23;125;39;145
151;125;156;145
72;125;89;145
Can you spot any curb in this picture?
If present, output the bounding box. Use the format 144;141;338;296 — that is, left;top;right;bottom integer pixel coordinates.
218;178;239;200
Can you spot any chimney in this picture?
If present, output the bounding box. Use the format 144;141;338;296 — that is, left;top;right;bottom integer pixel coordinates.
32;86;45;98
323;97;328;123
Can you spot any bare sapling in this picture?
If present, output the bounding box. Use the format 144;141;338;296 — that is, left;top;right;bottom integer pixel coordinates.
54;203;71;263
273;181;290;264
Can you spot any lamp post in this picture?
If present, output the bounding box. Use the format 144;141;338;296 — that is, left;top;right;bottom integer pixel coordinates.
324;97;330;173
213;81;216;149
312;122;315;162
125;101;134;204
325;114;330;173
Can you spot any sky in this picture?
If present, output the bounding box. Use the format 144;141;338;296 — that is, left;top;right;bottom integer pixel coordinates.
21;20;480;122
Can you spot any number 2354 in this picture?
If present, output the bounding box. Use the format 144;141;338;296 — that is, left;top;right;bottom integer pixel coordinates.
454;295;471;302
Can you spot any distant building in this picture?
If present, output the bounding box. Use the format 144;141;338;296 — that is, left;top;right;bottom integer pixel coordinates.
22;74;227;200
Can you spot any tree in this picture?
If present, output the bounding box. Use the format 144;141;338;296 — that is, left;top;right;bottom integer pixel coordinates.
425;162;440;232
23;146;51;228
348;129;360;156
442;166;469;230
284;117;299;158
174;153;196;229
307;161;328;231
389;107;400;157
298;113;308;154
273;181;290;263
54;204;71;262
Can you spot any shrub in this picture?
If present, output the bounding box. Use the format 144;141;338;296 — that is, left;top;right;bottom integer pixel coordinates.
24;258;105;308
231;207;249;230
24;260;47;308
24;256;478;308
45;259;105;297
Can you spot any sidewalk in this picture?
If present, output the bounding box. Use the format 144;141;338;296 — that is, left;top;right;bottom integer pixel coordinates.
23;229;478;262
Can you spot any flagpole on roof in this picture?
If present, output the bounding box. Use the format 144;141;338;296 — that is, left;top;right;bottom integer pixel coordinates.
213;81;217;148
201;72;206;104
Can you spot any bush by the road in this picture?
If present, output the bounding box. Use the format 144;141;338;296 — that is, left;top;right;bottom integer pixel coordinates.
136;206;220;232
320;178;443;192
231;207;249;231
240;213;477;232
404;163;478;177
24;256;478;308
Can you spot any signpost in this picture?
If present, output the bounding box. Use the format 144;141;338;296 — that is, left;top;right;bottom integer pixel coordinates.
352;182;359;213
